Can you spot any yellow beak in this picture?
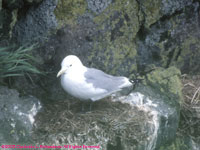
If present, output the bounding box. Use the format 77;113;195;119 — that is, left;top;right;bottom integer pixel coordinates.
57;68;67;77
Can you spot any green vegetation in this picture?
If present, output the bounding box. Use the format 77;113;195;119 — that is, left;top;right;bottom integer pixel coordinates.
145;67;183;104
0;44;41;78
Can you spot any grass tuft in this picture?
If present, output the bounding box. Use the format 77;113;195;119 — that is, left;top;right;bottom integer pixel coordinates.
0;44;42;78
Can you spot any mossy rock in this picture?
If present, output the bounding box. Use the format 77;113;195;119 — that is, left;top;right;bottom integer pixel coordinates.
54;0;139;76
139;0;162;27
136;3;200;74
174;36;200;74
88;0;140;76
54;0;87;27
145;67;183;104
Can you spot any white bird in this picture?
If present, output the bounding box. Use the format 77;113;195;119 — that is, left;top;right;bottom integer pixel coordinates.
57;55;133;101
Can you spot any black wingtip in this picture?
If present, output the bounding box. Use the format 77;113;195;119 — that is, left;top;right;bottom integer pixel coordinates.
130;78;143;84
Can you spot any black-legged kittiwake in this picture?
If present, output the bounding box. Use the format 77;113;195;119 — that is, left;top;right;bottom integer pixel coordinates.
57;55;133;101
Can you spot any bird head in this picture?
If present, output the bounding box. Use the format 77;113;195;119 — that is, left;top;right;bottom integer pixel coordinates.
57;55;83;77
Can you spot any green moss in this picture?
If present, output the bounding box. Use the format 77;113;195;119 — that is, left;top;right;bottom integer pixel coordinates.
89;31;137;76
157;32;200;73
145;67;183;104
141;0;162;27
89;0;139;75
54;0;86;27
94;0;139;37
175;36;200;71
156;12;200;73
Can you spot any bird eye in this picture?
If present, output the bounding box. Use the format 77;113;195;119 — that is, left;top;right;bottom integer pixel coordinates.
70;64;72;67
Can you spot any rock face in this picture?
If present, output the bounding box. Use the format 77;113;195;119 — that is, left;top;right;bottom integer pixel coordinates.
144;67;182;149
86;0;112;14
4;0;199;75
13;0;198;104
136;2;200;74
0;86;41;144
13;0;57;43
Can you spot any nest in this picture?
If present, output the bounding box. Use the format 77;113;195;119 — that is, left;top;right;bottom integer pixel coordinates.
179;74;200;142
32;98;153;149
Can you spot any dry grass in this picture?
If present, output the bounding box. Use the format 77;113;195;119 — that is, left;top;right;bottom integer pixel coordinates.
182;74;200;105
178;74;200;141
32;98;152;149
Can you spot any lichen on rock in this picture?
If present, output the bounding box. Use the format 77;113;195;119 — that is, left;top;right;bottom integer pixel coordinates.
87;0;140;76
54;0;86;27
145;67;183;105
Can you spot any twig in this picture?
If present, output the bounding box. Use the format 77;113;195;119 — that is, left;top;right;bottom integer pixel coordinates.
191;86;200;104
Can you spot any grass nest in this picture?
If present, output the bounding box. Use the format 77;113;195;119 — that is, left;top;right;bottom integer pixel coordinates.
178;74;200;142
32;98;153;149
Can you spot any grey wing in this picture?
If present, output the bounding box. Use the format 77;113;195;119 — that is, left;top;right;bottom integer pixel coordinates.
84;68;127;92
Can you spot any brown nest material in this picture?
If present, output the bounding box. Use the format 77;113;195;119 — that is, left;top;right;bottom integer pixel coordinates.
179;74;200;141
32;98;153;149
